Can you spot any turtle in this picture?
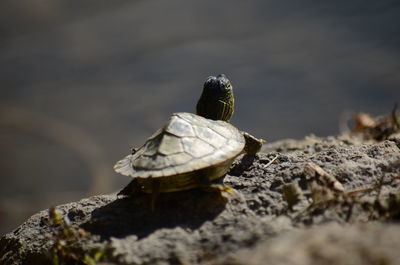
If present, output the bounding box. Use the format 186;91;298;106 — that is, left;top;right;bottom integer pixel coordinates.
114;74;263;206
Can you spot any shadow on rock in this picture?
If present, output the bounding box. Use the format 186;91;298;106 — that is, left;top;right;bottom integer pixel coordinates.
229;154;257;176
83;189;227;239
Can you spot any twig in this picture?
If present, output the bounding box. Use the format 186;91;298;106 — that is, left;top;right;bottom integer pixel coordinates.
264;155;279;168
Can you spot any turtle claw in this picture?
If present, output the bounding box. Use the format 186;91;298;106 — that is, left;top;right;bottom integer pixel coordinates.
202;184;236;195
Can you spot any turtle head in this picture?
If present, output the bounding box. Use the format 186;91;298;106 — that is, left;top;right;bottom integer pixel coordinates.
196;74;234;121
203;74;232;95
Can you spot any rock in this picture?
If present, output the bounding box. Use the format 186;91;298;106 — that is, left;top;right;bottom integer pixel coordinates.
223;223;400;265
1;137;400;265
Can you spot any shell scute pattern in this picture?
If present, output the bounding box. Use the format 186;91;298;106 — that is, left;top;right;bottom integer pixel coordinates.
200;149;230;164
141;133;162;156
160;167;178;177
165;115;196;137
135;153;171;170
208;121;237;139
181;137;214;158
157;134;184;155
114;112;245;179
193;125;226;148
166;152;193;166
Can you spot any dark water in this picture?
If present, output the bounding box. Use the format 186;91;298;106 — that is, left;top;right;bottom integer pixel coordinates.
0;0;399;234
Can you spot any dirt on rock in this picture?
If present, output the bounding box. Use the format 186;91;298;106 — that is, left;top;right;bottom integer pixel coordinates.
1;134;399;265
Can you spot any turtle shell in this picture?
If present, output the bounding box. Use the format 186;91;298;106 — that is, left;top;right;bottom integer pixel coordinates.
114;112;245;179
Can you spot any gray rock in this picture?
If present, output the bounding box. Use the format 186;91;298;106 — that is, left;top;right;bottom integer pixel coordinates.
224;223;400;265
1;137;399;265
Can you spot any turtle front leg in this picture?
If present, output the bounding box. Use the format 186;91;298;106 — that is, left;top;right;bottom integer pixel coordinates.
197;171;235;194
242;132;265;155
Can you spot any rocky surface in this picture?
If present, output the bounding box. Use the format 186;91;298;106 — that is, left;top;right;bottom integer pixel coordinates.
2;1;399;237
1;135;400;265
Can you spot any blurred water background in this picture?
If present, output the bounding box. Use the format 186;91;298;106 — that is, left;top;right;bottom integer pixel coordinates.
1;0;399;235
